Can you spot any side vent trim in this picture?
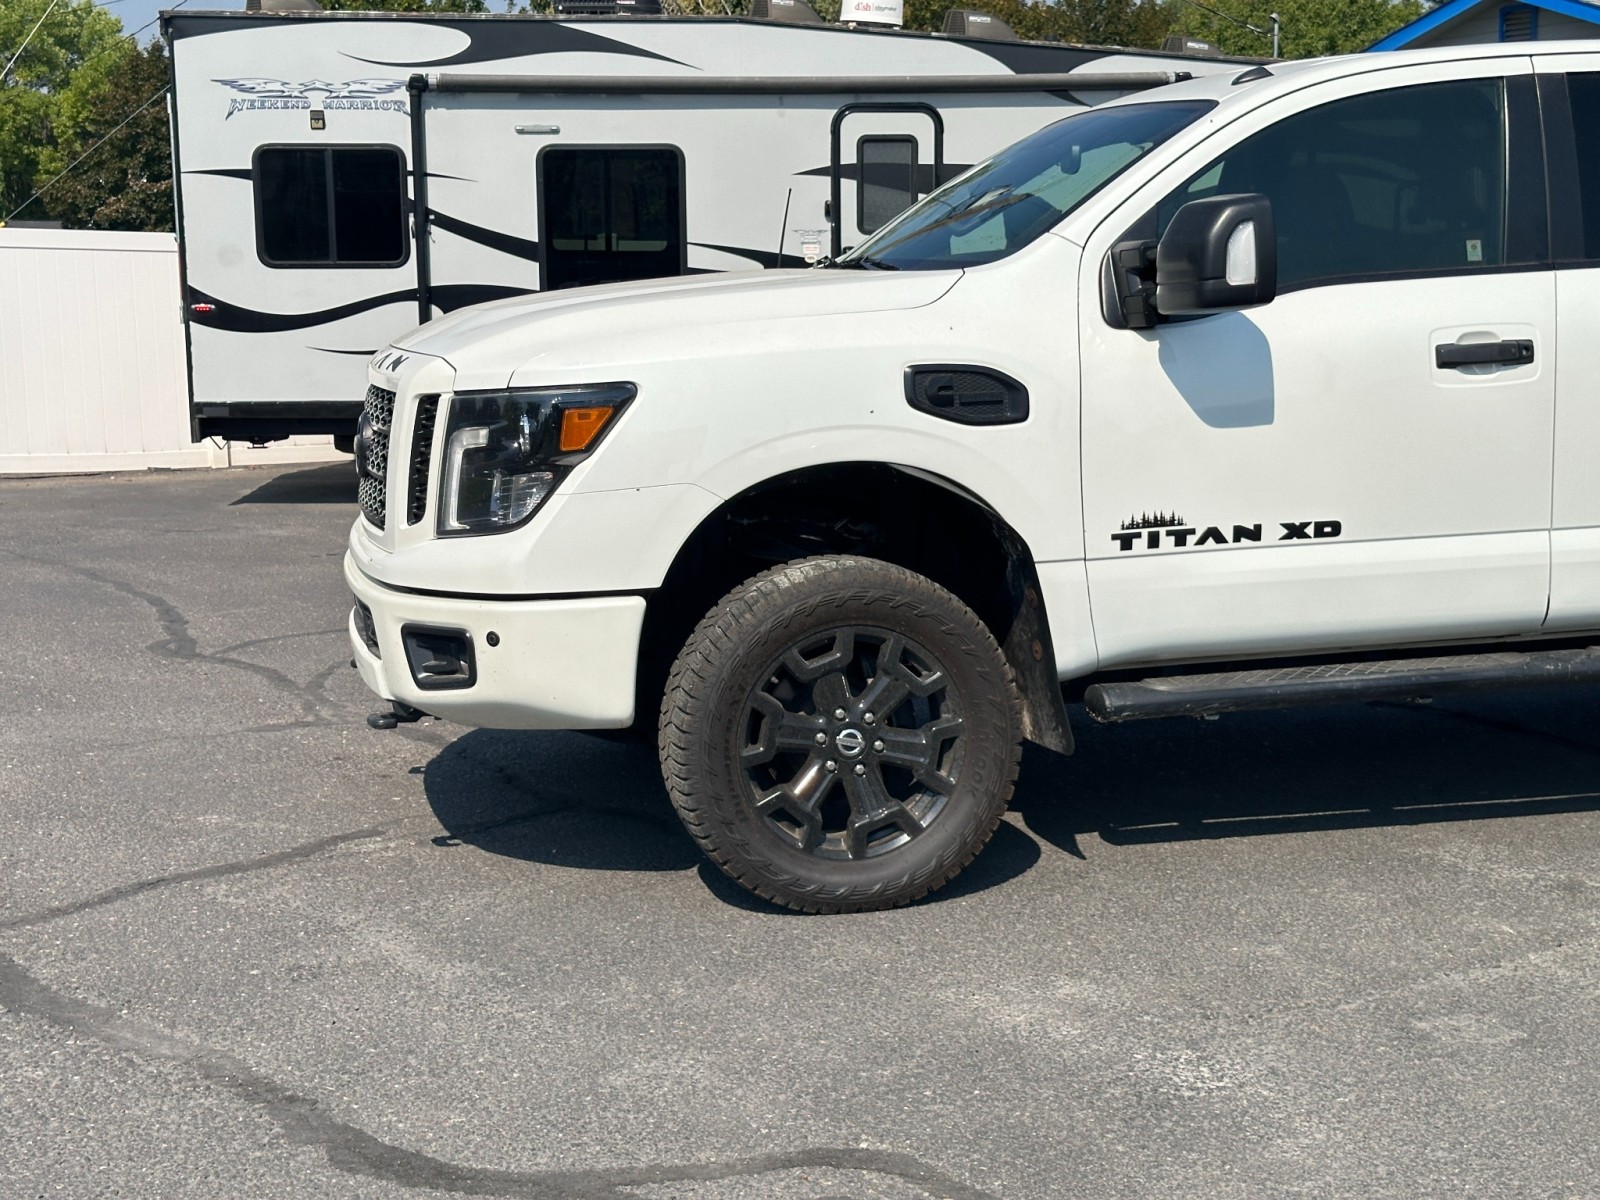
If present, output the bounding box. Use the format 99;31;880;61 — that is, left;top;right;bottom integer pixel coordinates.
903;364;1029;426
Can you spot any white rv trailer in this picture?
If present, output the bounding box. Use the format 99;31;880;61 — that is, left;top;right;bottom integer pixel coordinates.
163;6;1239;445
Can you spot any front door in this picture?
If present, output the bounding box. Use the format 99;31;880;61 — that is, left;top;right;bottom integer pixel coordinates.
1076;60;1555;668
1538;58;1600;632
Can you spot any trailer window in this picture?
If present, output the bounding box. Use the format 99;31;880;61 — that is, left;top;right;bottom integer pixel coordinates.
254;145;407;268
540;147;684;290
858;136;919;235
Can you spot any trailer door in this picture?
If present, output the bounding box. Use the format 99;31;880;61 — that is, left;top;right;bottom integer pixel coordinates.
830;105;943;260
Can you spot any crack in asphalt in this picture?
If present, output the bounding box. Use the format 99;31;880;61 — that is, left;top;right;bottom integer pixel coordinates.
0;827;393;933
2;549;355;725
215;627;348;656
0;951;999;1198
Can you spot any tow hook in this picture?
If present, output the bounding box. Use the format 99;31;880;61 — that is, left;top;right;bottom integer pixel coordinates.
367;701;428;730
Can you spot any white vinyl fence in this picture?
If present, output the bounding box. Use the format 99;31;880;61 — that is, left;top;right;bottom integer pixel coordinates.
0;228;342;474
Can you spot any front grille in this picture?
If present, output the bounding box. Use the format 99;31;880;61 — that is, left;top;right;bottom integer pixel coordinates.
357;384;396;529
407;395;439;525
353;598;380;658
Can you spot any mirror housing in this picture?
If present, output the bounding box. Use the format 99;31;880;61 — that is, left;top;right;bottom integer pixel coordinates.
1155;193;1276;317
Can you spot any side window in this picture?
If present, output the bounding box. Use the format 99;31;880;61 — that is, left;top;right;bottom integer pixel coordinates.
1565;73;1600;260
858;136;918;235
254;145;407;268
1158;79;1509;291
540;147;684;291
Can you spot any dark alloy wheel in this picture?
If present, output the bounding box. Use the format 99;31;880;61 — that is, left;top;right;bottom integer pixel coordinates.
660;556;1023;913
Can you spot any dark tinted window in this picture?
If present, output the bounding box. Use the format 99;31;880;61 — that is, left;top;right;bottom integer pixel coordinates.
255;145;406;267
541;147;683;290
1566;73;1600;260
858;136;918;234
1160;79;1508;290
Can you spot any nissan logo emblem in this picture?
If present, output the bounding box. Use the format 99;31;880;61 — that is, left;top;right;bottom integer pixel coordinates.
835;728;866;758
354;413;375;480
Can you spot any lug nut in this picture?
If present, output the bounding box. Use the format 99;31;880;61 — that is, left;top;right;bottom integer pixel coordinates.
862;712;875;724
853;764;866;776
814;732;827;745
824;760;837;772
872;740;884;753
833;708;848;720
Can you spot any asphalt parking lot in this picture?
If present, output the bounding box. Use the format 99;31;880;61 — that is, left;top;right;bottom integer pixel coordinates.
2;461;1597;1199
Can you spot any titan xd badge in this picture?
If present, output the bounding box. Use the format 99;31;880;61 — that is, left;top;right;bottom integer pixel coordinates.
1111;513;1343;552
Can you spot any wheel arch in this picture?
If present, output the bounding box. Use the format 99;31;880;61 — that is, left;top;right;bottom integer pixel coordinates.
638;460;1073;755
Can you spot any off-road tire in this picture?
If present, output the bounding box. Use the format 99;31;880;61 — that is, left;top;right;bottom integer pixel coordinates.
659;556;1023;913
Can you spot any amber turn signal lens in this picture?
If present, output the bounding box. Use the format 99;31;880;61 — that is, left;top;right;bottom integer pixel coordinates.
558;405;615;453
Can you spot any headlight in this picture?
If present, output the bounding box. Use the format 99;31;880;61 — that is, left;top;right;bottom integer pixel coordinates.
438;382;634;536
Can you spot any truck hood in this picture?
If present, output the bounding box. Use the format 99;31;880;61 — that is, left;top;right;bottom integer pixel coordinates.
393;268;960;385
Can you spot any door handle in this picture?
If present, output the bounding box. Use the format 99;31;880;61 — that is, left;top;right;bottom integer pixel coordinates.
1435;339;1535;369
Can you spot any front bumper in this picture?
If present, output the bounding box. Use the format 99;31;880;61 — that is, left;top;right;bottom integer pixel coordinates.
345;552;646;729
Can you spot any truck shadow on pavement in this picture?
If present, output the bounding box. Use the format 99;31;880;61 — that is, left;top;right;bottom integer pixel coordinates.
420;690;1600;908
419;727;1040;911
1016;693;1600;859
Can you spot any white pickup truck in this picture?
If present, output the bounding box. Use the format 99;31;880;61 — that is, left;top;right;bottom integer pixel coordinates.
347;40;1600;912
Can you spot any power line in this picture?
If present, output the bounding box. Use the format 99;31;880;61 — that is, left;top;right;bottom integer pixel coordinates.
0;0;192;220
108;0;192;55
3;82;168;222
2;0;64;83
1168;0;1281;56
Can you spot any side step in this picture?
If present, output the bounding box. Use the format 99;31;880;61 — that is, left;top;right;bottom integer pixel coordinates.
1083;645;1600;723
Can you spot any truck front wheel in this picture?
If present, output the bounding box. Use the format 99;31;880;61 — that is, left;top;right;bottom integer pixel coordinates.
659;556;1023;913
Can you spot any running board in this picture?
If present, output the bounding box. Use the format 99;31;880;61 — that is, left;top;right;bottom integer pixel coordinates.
1083;645;1600;723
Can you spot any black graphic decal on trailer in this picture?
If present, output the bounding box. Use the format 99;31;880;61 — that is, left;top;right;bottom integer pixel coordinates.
429;211;540;262
689;242;812;270
183;168;476;182
186;283;532;334
342;21;691;70
957;42;1111;75
795;162;974;192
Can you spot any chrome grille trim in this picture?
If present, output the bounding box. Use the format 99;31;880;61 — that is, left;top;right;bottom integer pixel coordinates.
357;384;396;529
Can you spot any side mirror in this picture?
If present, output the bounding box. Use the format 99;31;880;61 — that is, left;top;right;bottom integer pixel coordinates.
1155;194;1276;317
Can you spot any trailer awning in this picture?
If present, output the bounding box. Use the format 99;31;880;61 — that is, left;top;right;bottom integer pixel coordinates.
417;71;1190;95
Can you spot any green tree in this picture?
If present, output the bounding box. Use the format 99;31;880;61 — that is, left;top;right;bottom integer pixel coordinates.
38;41;173;231
1165;0;1428;59
0;0;127;220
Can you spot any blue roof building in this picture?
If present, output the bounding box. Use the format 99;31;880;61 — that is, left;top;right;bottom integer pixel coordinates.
1370;0;1600;50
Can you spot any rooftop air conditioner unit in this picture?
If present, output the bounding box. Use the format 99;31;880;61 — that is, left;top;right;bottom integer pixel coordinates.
1161;34;1222;56
751;0;826;23
553;0;663;14
942;9;1018;39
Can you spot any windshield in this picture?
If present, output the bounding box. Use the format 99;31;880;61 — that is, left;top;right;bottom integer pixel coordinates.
836;100;1216;272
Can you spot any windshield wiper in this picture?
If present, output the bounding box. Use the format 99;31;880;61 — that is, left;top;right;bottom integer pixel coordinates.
841;254;900;271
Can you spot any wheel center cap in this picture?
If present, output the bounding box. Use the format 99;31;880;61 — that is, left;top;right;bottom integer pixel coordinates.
835;727;866;758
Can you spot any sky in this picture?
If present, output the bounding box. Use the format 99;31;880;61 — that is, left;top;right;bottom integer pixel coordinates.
110;0;182;45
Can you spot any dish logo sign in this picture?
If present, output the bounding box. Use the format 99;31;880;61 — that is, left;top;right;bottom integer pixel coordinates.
849;0;904;26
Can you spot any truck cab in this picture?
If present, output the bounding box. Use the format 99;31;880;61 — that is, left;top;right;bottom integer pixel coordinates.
347;41;1600;911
